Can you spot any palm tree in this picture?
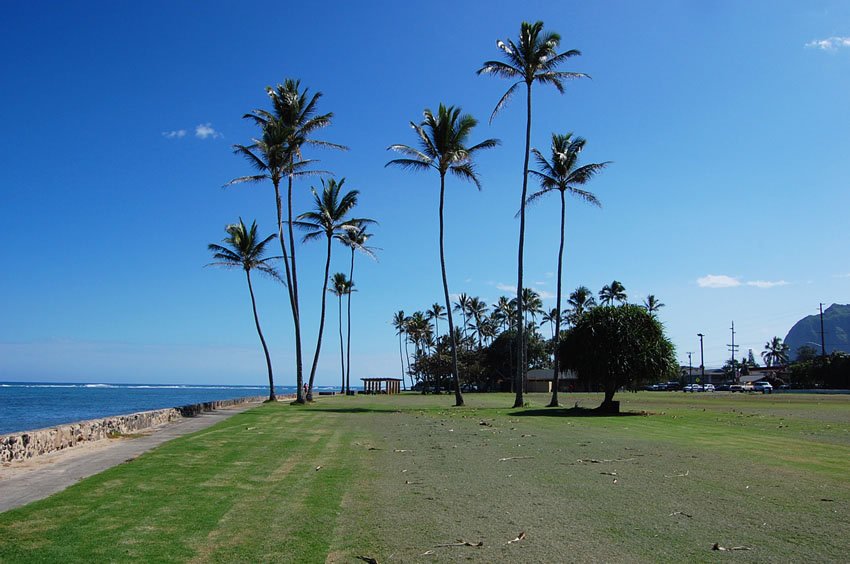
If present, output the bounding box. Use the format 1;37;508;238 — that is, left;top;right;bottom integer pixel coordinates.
643;294;665;317
762;336;790;367
493;296;515;332
387;104;499;406
541;308;559;340
467;297;488;350
599;280;627;306
427;303;447;341
337;222;378;394
567;286;597;324
520;288;543;328
330;273;352;393
392;310;409;389
207;219;282;401
527;132;607;406
234;80;346;404
453;293;472;341
479;21;587;408
296;178;372;399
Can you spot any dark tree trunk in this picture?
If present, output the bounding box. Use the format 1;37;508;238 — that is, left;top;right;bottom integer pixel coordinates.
285;174;305;404
514;82;533;408
549;190;566;407
245;271;275;401
438;173;464;406
346;248;354;395
398;333;406;390
598;389;619;413
307;235;333;400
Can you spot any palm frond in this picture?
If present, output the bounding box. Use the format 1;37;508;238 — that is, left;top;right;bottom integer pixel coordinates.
385;158;432;172
449;163;482;189
489;81;521;123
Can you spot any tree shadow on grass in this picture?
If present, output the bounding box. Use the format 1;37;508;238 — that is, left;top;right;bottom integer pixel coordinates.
300;407;403;414
511;406;649;418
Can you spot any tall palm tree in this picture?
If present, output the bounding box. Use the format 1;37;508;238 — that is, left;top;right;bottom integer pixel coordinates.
297;178;372;399
453;293;472;341
567;286;596;324
762;336;790;367
467;297;488;350
599;280;627;306
479;20;587;408
643;294;665;317
392;310;409;389
494;296;515;332
240;78;347;403
330;272;352;393
527;132;607;406
337;222;378;394
427;303;447;341
541;308;559;340
387;104;499;406
207;219;282;401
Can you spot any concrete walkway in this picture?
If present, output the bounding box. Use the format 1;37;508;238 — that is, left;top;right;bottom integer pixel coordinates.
0;402;259;514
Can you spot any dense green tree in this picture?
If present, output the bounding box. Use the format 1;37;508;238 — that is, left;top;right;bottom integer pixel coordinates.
795;344;819;363
387;104;499;407
207;219;282;401
527;132;607;406
479;20;587;408
297;178;372;399
560;304;677;412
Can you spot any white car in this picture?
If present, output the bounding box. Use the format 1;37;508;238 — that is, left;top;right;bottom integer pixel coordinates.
702;384;716;392
752;381;773;394
684;384;701;392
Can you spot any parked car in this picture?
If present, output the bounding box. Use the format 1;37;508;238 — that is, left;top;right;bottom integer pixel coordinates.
715;384;731;391
684;384;702;392
753;381;773;394
729;384;744;392
703;384;716;392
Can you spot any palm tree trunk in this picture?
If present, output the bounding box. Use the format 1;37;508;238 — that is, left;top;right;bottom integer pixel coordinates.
338;292;345;394
404;335;412;390
439;173;464;406
245;271;275;402
548;191;566;407
398;333;406;389
273;179;303;403
285;174;305;404
513;82;533;409
307;235;333;400
346;248;354;395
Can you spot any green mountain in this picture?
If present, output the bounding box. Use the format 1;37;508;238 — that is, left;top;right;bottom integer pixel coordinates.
784;304;850;359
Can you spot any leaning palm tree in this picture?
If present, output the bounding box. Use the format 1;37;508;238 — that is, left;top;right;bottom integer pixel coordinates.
330;272;352;393
207;219;282;401
762;336;790;367
387;104;499;406
296;178;373;400
527;132;607;406
337;222;378;394
239;79;347;404
479;20;587;408
599;280;627;306
643;294;665;317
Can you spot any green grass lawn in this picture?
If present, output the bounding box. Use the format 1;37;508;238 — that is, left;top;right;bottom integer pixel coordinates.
1;392;848;563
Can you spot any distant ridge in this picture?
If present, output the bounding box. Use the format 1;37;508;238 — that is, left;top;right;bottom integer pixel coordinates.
784;304;850;359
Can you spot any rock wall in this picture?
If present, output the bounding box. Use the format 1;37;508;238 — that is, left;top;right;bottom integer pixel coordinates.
0;396;266;463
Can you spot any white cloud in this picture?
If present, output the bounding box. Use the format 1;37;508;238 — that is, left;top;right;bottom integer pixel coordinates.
161;129;187;139
537;290;555;300
805;36;850;50
746;280;789;288
697;274;741;288
195;123;222;139
835;273;850;279
495;283;516;294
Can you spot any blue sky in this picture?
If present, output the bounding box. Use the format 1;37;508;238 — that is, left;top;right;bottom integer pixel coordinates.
2;1;848;385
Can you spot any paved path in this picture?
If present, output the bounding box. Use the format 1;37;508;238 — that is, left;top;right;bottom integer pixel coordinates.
0;403;259;513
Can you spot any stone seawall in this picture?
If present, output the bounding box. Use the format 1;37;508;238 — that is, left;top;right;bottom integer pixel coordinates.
0;396;269;463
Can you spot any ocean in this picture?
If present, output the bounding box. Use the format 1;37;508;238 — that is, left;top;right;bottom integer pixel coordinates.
0;382;340;436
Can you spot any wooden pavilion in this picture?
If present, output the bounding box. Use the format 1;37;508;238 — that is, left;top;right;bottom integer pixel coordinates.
360;378;402;394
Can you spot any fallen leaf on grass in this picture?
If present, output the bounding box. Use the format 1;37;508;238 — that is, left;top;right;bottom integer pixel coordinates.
670;511;692;518
820;498;834;502
711;543;751;551
612;479;618;484
315;465;322;471
507;532;527;545
600;471;617;476
435;540;484;548
421;550;435;555
393;449;410;453
498;456;535;462
664;470;689;478
356;556;379;563
479;420;492;426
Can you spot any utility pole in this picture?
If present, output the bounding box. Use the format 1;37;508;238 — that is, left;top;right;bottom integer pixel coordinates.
727;322;740;382
820;303;827;358
697;333;705;382
687;352;694;384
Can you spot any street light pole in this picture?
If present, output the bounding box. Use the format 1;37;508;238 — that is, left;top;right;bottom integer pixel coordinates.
687;352;694;384
697;333;705;382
